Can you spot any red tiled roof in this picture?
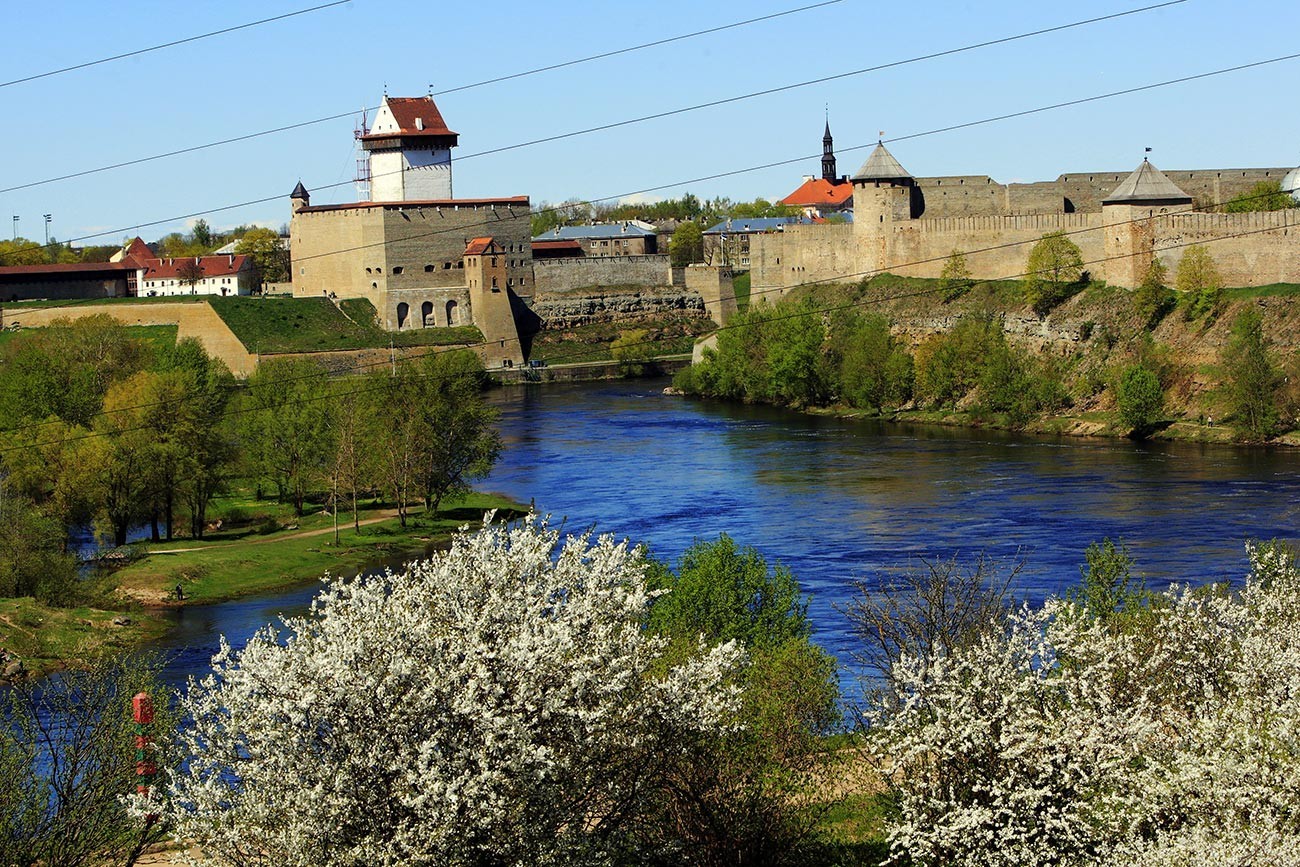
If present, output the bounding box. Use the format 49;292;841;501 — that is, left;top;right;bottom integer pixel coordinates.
298;196;530;213
119;237;155;268
0;261;134;277
531;239;583;251
463;237;496;256
780;178;853;207
142;255;250;280
362;96;458;141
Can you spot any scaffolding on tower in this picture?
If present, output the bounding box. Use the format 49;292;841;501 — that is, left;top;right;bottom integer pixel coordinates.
354;107;371;201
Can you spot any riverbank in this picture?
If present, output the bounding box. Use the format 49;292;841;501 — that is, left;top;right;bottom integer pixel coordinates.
0;492;524;677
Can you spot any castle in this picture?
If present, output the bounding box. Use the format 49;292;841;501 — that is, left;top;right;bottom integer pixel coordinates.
290;95;532;366
753;139;1300;299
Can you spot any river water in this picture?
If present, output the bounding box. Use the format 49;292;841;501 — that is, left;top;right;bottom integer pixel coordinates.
153;378;1300;687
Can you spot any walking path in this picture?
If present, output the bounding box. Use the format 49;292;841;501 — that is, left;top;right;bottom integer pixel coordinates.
148;507;406;554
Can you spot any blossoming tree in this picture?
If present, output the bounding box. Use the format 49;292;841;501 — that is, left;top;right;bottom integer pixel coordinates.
868;542;1300;866
162;515;743;866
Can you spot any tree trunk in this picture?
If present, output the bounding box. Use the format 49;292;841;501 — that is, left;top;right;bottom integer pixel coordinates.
165;490;174;541
150;511;160;543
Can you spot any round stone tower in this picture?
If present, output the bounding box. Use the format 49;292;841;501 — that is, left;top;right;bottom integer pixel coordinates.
851;143;916;229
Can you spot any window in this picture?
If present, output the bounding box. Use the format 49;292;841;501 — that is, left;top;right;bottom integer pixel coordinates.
425;264;435;272
392;266;404;275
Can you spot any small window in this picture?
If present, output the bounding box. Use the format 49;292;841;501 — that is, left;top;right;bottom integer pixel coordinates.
425;264;434;272
366;267;372;274
392;266;404;275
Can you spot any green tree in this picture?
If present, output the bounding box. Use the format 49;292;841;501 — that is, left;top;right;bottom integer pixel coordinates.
1066;538;1151;626
0;491;78;604
644;536;841;863
1176;245;1223;321
831;311;913;411
670;220;704;267
1132;257;1175;330
610;328;651;376
1222;309;1282;439
176;258;205;294
0;238;47;266
914;313;1001;408
412;351;502;516
1024;231;1084;316
1224;180;1297;213
939;249;974;302
1115;363;1164;438
234;227;289;286
191;218;214;250
239;359;333;515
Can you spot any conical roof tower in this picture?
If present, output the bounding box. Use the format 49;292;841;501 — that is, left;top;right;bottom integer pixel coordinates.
852;142;913;183
1102;158;1192;206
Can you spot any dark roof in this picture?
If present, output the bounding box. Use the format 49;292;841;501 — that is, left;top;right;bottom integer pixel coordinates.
536;223;657;241
702;216;810;235
532;239;583;251
0;262;133;277
298;196;530;213
291;181;309;198
1102;159;1193;204
852;143;912;181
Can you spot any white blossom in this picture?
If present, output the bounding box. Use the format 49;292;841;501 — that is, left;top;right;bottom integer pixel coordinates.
869;542;1300;866
165;513;744;866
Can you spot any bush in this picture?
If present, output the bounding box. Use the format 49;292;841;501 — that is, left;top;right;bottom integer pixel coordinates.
1115;363;1164;438
166;516;744;866
1176;245;1223;321
866;542;1300;866
1132;258;1175;330
1024;231;1084;316
938;250;973;302
1222;308;1282;439
644;536;841;865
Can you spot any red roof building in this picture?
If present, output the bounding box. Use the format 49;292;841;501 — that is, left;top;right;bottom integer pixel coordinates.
780;177;854;217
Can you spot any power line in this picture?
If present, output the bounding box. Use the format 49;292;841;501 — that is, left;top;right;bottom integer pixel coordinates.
2;185;1293;445
0;1;352;90
2;0;1193;255
1;0;844;195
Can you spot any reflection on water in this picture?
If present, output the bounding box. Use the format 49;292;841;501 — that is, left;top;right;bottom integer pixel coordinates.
143;378;1300;689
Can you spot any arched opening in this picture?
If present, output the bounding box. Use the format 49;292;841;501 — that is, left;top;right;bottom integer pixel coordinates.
421;301;434;327
396;302;409;329
446;300;459;325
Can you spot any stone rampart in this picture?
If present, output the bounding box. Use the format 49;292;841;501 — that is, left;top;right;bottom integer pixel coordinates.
529;287;706;328
532;254;671;294
1156;209;1300;287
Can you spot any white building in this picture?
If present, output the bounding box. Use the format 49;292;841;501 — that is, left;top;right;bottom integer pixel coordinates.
139;253;257;296
361;95;458;202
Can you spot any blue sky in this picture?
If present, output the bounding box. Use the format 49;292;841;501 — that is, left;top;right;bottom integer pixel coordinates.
2;0;1297;245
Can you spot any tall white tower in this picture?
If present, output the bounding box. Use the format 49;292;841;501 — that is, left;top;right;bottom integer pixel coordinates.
360;95;458;201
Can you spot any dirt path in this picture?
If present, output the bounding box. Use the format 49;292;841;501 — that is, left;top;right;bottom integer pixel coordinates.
148;507;406;554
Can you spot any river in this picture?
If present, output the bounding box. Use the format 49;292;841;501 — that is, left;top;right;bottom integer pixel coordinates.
153;378;1300;687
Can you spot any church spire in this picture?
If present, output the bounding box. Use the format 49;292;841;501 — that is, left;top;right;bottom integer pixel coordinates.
821;114;837;181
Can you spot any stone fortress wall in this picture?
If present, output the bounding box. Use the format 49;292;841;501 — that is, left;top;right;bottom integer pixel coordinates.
753;155;1299;297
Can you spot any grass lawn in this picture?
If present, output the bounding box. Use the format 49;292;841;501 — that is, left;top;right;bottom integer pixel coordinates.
732;271;751;311
0;597;170;675
209;296;482;353
0;296;208;310
111;491;525;605
1223;282;1300;299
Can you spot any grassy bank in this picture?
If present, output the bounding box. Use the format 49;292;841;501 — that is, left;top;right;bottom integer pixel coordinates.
0;490;524;676
0;598;171;676
209;296;482;353
0;323;176;350
112;491;524;606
